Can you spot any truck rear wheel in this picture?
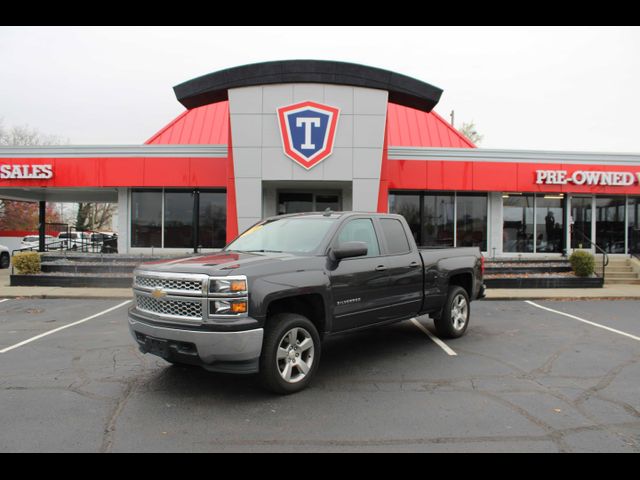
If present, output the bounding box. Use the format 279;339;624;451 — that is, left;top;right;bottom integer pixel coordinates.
259;313;321;395
434;286;470;339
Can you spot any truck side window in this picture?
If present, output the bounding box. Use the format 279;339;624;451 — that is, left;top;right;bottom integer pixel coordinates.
337;218;380;257
380;218;411;254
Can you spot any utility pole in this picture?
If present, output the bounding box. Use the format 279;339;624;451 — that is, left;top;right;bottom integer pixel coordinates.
449;110;455;127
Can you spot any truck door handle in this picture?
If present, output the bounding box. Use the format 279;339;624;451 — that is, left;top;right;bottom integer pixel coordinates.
408;261;420;268
375;265;387;272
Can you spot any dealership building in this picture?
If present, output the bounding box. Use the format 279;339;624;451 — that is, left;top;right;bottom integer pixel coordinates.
1;60;640;257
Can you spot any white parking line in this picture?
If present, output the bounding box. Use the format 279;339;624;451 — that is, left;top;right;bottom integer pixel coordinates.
0;300;132;354
0;299;9;304
525;300;640;343
410;318;458;356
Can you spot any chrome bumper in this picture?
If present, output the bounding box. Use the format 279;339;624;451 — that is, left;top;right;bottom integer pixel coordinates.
128;315;263;364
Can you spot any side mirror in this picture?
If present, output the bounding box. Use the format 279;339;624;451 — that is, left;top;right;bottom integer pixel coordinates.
331;241;368;261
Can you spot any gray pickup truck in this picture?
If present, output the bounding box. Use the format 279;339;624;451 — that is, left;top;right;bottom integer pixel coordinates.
129;212;485;394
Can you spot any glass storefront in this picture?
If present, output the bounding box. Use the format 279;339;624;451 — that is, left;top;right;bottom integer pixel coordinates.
131;189;162;248
503;194;534;253
389;191;487;250
422;194;455;247
571;196;592;249
131;189;226;249
456;194;488;251
535;196;564;253
595;197;626;253
502;194;566;254
199;191;227;248
629;197;640;255
164;190;193;248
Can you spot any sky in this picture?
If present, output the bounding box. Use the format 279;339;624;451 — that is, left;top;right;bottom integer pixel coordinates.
1;26;639;152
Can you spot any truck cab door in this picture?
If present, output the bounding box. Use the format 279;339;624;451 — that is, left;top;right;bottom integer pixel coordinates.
328;217;391;332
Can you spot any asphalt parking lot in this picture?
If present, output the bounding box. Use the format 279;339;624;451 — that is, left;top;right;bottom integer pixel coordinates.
0;297;639;452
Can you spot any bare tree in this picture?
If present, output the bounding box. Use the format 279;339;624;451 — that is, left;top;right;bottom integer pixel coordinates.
459;121;484;145
0;119;68;146
76;203;117;231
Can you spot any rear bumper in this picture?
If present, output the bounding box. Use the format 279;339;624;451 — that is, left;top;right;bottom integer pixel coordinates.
128;315;263;374
477;283;487;299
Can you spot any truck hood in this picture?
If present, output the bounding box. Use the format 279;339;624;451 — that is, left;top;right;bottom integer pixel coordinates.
135;251;296;275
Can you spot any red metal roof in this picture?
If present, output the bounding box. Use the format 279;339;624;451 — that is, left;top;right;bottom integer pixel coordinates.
386;103;476;148
145;100;472;149
145;101;229;145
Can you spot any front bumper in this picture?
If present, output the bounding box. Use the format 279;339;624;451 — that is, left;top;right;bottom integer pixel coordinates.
128;314;263;374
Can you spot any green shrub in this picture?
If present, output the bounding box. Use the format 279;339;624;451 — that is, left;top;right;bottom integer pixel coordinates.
12;252;41;274
569;250;595;277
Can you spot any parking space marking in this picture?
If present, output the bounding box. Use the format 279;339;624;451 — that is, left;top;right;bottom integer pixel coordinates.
0;300;132;354
0;299;9;304
525;300;640;343
410;318;458;356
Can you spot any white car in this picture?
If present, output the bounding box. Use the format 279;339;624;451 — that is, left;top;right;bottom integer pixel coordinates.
58;231;92;250
21;235;55;250
1;244;9;269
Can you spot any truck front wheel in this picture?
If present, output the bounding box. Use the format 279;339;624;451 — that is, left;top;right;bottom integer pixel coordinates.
434;286;470;339
259;313;321;394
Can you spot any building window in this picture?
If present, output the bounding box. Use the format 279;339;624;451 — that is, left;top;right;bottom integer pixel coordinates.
164;190;194;248
629;197;640;255
131;189;162;248
535;195;564;253
502;194;534;253
388;193;420;244
199;191;227;248
595;196;626;253
131;189;226;249
457;193;488;251
389;191;487;250
422;194;455;247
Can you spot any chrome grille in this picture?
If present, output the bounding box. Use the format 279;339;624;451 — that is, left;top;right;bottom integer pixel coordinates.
135;294;203;320
135;275;203;293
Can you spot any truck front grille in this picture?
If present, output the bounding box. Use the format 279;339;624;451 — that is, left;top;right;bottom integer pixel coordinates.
134;275;204;294
135;294;203;321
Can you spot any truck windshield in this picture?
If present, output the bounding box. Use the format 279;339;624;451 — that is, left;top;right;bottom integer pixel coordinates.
226;216;337;254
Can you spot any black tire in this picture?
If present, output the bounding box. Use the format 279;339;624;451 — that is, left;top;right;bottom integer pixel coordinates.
433;286;470;339
0;253;9;269
259;313;321;395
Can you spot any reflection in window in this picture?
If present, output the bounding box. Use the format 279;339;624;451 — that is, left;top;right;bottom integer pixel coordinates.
199;191;227;248
164;190;193;248
629;197;640;255
457;194;488;251
571;196;592;249
131;189;162;248
422;194;455;247
536;196;564;253
596;197;626;253
388;194;420;243
503;195;534;253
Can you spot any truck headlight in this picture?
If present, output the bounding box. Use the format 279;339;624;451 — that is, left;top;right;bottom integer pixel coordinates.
210;278;247;294
210;299;248;315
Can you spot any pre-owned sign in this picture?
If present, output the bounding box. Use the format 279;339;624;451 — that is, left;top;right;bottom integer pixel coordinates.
536;170;639;187
0;164;53;179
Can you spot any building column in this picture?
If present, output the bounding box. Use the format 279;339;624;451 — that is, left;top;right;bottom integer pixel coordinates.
38;200;46;252
117;188;129;254
487;192;503;258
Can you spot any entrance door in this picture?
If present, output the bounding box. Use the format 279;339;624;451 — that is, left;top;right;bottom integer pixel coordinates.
278;192;341;215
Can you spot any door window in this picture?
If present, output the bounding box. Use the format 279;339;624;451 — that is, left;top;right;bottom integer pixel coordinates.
380;218;411;255
336;218;380;257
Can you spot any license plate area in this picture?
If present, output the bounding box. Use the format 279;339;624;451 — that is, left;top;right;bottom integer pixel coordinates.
145;336;169;357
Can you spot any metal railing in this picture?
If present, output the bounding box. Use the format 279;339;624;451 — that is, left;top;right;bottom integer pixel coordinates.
571;229;609;281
